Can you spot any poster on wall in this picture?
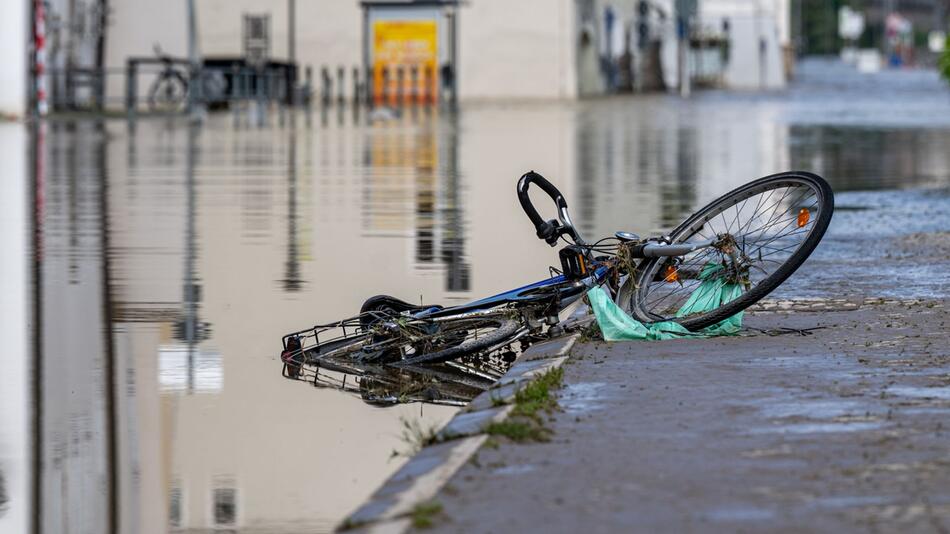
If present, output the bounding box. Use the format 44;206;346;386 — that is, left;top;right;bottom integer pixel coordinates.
372;20;438;104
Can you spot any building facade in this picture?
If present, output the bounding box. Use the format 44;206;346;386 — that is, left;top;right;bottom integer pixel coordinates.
87;0;791;108
698;0;791;89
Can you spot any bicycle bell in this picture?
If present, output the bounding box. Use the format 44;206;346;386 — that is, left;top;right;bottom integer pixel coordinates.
615;231;641;242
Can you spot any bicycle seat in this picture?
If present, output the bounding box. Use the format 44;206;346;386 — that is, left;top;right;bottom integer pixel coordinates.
359;295;444;326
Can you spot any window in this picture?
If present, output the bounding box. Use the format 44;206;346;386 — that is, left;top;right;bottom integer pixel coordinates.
243;14;271;66
213;487;237;527
168;486;182;528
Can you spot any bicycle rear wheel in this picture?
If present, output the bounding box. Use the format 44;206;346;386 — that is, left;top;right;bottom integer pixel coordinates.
283;311;521;372
626;171;834;331
392;315;522;366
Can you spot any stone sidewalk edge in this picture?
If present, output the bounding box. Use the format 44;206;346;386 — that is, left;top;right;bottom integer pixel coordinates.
340;333;580;532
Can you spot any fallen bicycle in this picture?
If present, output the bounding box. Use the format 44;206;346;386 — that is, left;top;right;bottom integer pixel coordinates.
280;170;834;380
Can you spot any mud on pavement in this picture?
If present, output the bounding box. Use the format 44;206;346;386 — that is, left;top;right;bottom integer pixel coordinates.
414;299;950;533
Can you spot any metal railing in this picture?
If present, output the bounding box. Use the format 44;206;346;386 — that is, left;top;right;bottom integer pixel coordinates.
40;59;456;117
316;64;454;108
125;57;303;115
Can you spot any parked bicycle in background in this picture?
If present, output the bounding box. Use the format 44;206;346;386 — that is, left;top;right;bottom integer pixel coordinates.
147;45;227;112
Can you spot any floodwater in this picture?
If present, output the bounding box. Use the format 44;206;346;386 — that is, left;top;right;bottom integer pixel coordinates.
2;58;950;533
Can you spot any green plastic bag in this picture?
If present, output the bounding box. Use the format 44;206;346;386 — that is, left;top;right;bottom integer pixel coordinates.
587;262;743;341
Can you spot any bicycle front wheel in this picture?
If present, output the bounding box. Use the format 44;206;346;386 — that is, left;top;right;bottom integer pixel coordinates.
626;171;834;331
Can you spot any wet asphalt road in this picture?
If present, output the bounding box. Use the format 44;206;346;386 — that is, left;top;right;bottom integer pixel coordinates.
421;298;950;533
414;199;950;533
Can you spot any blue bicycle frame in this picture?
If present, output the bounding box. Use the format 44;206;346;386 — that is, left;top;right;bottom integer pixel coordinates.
413;265;611;320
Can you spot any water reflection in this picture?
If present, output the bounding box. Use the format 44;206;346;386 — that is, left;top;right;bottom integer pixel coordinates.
40;120;114;533
284;359;505;408
282;114;303;292
789;125;950;190
8;66;950;532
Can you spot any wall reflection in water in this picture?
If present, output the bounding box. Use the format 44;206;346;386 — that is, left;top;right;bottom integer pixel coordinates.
39;121;113;534
13;97;950;533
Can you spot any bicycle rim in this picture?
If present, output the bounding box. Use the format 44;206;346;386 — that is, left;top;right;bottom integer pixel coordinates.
630;172;834;330
392;315;522;366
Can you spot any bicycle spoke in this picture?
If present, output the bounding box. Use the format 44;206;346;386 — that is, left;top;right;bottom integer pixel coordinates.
637;177;827;323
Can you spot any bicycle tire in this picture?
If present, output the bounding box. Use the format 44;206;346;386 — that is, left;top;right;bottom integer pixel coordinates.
628;171;834;331
393;316;522;366
147;71;188;112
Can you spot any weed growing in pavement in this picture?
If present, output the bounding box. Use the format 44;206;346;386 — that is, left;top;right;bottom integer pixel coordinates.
410;500;444;529
485;420;550;442
485;366;564;443
392;416;440;457
578;321;603;343
512;367;563;418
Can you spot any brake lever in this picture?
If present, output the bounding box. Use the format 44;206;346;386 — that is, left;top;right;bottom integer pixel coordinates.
538;219;563;246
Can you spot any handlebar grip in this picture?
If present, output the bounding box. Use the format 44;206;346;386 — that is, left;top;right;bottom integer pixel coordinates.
517;171;568;242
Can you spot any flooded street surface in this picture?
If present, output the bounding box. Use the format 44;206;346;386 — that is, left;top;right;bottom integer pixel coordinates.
2;59;950;532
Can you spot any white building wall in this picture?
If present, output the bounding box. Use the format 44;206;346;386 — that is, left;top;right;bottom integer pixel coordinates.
698;0;787;89
0;123;30;534
104;0;580;103
104;0;188;105
199;0;579;101
459;0;576;100
654;0;678;90
198;0;362;73
0;0;28;117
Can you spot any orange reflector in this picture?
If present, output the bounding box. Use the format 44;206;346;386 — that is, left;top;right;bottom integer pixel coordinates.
797;207;810;228
663;265;679;283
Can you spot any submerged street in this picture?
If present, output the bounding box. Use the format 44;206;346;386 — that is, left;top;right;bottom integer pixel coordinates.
2;59;950;532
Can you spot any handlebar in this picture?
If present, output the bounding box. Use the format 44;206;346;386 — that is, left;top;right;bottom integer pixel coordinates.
517;171;585;247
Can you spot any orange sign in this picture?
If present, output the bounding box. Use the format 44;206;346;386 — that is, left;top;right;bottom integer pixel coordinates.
373;20;438;105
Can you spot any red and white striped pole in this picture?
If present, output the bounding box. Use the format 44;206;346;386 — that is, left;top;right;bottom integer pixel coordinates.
34;0;48;116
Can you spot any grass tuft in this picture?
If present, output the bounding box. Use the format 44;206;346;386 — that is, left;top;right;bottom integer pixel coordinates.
512;367;563;418
484;366;564;444
395;417;440;456
578;321;602;343
485;420;550;442
410;500;444;529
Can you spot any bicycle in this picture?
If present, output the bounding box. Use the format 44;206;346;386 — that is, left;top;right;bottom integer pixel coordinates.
279;170;834;378
147;46;189;112
147;45;227;112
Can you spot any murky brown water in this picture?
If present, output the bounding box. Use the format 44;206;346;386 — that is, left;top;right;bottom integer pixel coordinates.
2;59;950;533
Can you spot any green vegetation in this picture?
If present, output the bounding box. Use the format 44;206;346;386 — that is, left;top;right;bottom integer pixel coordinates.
395;417;440;456
578;321;602;343
796;0;879;56
485;420;550;442
940;36;950;84
512;367;563;418
799;0;844;55
484;366;564;443
410;501;444;529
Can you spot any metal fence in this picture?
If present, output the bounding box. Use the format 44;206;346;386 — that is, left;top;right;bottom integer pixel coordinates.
42;58;455;116
125;57;302;115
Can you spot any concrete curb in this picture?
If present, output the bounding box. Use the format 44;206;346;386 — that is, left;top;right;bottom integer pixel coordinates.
340;333;579;532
